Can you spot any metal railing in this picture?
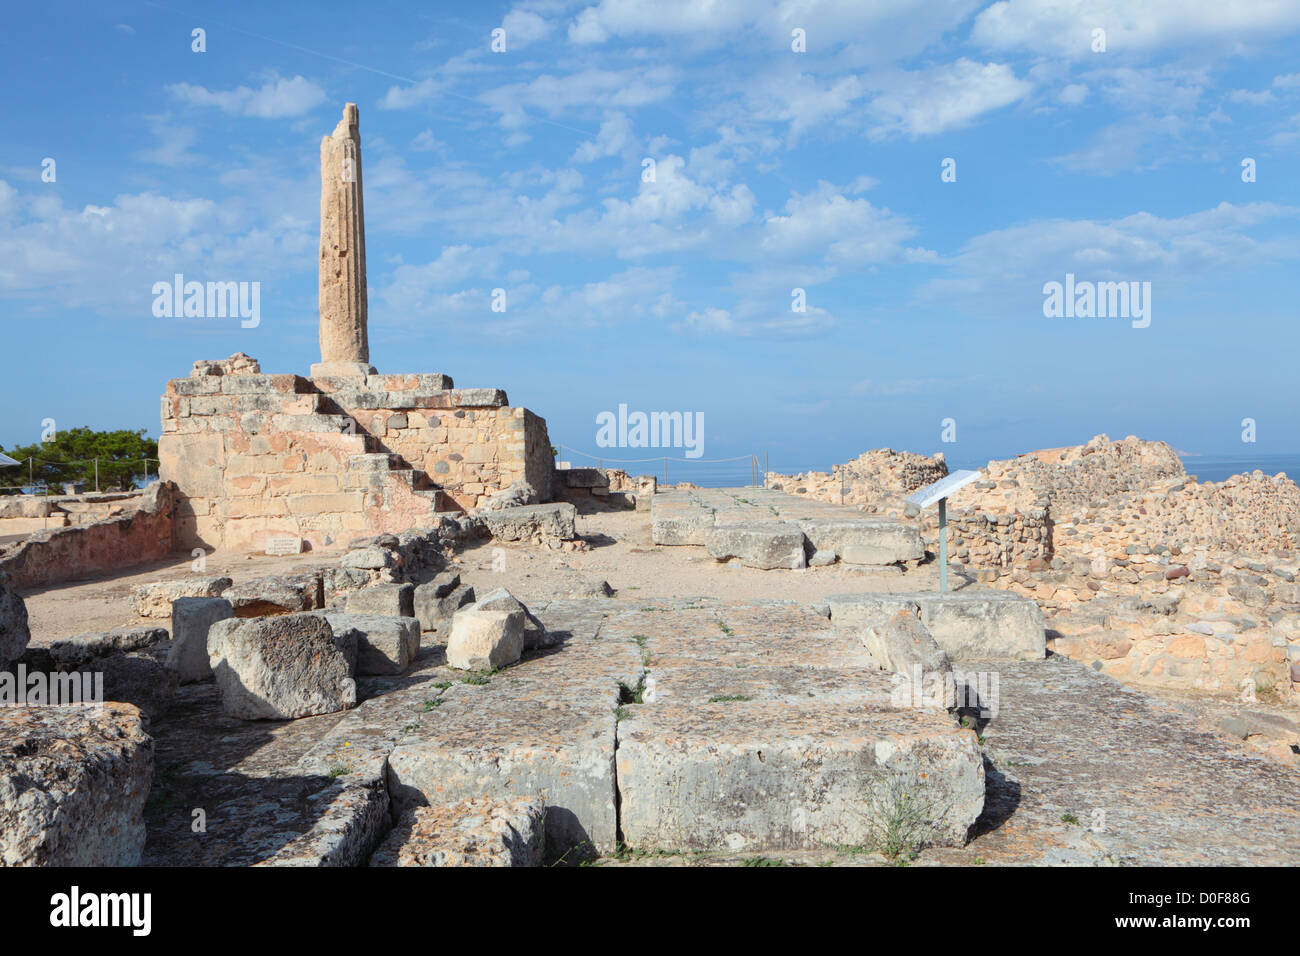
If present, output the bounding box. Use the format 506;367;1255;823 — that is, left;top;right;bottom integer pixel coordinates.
556;445;764;488
0;457;161;495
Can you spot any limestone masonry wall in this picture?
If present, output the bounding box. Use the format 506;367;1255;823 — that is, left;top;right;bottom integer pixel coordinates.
0;482;176;588
160;364;552;552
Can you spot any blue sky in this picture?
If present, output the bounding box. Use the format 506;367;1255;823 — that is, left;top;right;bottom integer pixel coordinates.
3;0;1299;477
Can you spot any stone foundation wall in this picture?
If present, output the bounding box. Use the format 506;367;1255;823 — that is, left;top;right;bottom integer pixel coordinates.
923;508;1052;569
0;483;177;589
160;366;552;552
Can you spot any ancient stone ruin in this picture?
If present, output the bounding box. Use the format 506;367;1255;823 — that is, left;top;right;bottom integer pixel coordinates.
3;104;1299;871
157;105;553;553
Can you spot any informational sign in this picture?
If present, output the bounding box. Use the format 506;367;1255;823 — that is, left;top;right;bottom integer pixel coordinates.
905;470;983;510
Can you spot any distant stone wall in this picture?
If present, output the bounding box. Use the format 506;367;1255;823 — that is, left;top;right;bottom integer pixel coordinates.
0;491;148;535
160;367;552;552
0;483;177;589
1051;470;1300;565
766;448;948;514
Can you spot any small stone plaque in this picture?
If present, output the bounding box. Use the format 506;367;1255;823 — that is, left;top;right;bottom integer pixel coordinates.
265;536;303;556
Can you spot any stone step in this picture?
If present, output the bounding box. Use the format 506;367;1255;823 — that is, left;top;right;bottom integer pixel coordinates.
341;454;452;511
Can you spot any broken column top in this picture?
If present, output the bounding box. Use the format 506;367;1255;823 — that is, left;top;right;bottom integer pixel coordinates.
313;102;375;380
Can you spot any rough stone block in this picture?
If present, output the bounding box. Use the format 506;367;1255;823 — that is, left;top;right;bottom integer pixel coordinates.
168;597;233;683
413;579;474;632
0;703;152;866
324;613;420;676
0;572;30;671
345;582;414;618
387;678;620;859
129;575;233;618
481;503;576;542
616;666;982;852
45;627;170;671
208;612;357;719
860;610;954;706
78;653;177;723
800;518;925;565
369;797;545;867
650;508;713;546
474;587;551;650
224;572;323;617
340;547;395;570
446;607;524;670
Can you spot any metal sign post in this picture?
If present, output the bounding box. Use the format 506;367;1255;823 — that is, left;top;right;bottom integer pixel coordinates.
905;469;982;593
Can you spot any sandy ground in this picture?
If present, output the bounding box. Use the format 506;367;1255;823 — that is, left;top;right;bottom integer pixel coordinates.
19;505;944;644
458;506;947;607
19;546;353;644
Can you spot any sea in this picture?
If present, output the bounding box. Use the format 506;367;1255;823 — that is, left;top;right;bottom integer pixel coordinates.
1174;454;1300;484
940;453;1300;485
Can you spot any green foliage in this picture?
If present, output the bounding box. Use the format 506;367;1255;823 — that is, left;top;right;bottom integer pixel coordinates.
862;769;948;864
0;426;157;493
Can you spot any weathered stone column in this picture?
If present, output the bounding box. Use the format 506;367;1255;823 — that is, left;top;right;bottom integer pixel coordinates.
312;103;376;378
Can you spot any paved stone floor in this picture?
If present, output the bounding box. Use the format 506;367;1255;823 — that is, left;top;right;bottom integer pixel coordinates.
141;594;1300;866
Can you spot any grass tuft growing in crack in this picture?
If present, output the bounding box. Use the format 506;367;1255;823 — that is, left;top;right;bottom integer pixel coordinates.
859;768;951;866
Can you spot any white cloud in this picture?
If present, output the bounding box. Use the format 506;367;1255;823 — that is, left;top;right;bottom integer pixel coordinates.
0;183;313;317
167;75;326;118
761;181;929;264
864;59;1031;138
379;78;442;110
134;118;199;167
571;111;634;162
569;0;982;66
480;66;677;129
916;201;1300;315
502;9;553;48
1060;83;1089;104
678;307;735;333
569;0;754;43
973;0;1300;58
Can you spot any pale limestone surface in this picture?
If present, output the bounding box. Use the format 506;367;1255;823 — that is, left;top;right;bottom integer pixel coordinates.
318;103;370;370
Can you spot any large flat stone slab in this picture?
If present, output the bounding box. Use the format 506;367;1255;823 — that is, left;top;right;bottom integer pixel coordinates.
650;488;924;568
617;668;983;853
386;667;623;861
827;590;1046;661
601;602;983;853
705;522;807;570
798;517;924;565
